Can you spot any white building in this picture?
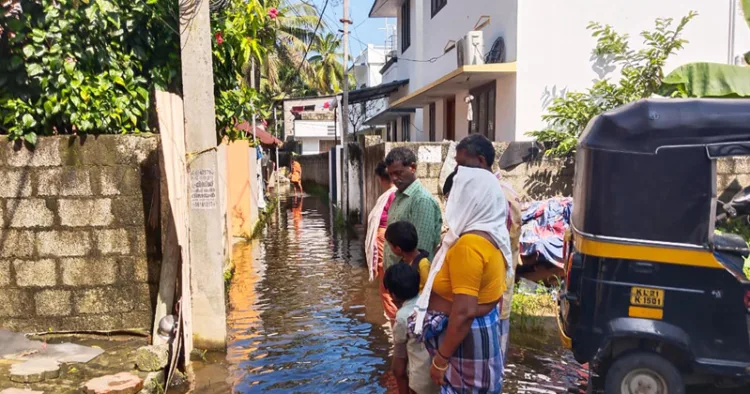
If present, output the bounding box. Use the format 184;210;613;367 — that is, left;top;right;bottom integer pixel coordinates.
368;0;750;142
282;96;342;155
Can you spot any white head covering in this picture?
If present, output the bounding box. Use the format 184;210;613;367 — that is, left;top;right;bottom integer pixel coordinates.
413;166;512;334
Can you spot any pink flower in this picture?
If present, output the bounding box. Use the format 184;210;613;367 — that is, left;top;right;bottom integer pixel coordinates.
268;8;279;20
215;32;224;45
323;101;330;109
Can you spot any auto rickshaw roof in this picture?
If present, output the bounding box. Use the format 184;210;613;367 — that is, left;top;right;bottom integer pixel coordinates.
579;99;750;155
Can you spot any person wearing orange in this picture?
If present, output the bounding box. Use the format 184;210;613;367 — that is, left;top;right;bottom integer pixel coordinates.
365;162;398;324
290;156;303;196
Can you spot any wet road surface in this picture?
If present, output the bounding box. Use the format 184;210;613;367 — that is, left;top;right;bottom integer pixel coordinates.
225;195;590;393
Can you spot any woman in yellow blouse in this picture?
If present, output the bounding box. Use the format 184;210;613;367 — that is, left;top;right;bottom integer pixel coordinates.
411;166;512;394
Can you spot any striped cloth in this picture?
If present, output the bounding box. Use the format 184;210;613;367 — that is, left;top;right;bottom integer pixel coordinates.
409;307;505;394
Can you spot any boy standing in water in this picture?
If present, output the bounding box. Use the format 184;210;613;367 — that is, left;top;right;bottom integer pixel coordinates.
385;221;431;291
384;263;439;394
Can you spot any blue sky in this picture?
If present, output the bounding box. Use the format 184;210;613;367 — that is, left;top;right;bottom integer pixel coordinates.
307;0;393;60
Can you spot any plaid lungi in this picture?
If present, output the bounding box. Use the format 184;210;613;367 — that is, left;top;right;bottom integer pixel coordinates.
409;307;505;394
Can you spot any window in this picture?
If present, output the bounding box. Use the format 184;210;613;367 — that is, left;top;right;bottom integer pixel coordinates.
327;125;336;136
401;116;410;142
431;0;447;18
303;105;316;111
401;1;411;52
429;103;436;141
469;82;496;140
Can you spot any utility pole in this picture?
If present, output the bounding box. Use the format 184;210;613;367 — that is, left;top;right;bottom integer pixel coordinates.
179;0;227;350
341;0;351;215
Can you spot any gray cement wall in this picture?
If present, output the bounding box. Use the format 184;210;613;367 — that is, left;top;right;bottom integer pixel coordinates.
0;135;161;333
297;152;330;187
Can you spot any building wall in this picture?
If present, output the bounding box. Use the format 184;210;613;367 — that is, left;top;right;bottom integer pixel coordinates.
0;135;161;332
297;151;331;187
282;96;338;138
225;141;260;238
515;0;742;140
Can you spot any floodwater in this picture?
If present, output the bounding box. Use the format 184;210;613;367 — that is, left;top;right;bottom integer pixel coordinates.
225;194;589;393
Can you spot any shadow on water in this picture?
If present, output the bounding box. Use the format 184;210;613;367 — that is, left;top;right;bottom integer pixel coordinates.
225;194;589;393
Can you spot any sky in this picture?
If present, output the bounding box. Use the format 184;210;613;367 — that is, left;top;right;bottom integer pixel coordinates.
306;0;394;61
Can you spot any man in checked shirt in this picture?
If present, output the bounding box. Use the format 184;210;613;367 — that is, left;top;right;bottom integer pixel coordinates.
383;148;443;322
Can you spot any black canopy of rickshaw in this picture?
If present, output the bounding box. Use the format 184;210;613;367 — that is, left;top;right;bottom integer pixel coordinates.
573;99;750;247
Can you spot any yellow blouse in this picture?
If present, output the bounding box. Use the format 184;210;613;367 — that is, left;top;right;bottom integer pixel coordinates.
432;234;506;304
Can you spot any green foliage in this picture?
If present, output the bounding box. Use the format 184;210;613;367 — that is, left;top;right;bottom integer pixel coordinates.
658;2;750;99
510;283;557;333
0;0;179;142
716;218;750;279
528;12;697;157
659;62;750;98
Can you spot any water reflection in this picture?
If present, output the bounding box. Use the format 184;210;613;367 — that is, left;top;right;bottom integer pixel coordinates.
226;195;588;393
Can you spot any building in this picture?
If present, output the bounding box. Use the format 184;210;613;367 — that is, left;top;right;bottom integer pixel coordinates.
368;0;750;142
282;96;341;155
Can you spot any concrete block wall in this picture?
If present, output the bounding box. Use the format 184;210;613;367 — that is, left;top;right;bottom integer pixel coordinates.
297;152;330;187
0;135;161;333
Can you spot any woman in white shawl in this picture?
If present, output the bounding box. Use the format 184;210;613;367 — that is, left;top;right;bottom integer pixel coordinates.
365;162;398;323
409;166;512;394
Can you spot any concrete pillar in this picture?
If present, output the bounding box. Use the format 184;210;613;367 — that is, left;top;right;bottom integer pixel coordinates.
179;0;227;349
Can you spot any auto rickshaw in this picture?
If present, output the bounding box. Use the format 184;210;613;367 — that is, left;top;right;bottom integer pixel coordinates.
557;99;750;394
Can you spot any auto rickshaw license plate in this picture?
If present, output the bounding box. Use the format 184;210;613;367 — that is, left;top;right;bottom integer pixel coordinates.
630;287;664;307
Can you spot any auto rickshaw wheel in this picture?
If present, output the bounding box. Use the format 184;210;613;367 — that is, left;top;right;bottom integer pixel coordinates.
605;352;684;394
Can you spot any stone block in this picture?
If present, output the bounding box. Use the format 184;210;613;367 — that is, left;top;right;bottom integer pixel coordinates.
35;289;72;317
83;372;144;394
0;260;9;286
428;163;443;178
13;259;57;287
0;170;33;198
135;344;169;372
111;197;146;227
36;168;92;196
416;163;429;178
5;199;54;228
733;157;750;174
75;286;137;314
121;311;152;329
59;199;114;227
37;230;91;257
59;314;122;331
0;230;35;258
98;167;141;196
717;158;735;175
9;358;61;383
95;229;130;255
115;135;159;165
119;257;157;283
4;138;62;167
420;177;440;195
135;283;156;309
0;289;33;317
61;257;117;286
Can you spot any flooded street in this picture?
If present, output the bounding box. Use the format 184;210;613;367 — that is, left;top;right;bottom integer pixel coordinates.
225;194;588;393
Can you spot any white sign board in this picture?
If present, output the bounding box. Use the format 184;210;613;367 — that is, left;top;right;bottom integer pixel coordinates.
190;168;216;210
418;145;442;164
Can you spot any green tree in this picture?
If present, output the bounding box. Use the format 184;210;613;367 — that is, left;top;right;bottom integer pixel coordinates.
528;12;697;157
309;32;345;95
658;1;750;98
0;0;179;142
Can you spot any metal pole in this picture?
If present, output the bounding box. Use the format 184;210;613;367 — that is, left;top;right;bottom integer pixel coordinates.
251;58;257;142
729;0;737;64
341;0;351;215
274;106;280;197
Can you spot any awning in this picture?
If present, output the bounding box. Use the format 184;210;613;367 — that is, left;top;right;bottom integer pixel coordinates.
364;108;415;126
390;63;516;108
369;0;399;17
235;122;283;147
348;79;409;104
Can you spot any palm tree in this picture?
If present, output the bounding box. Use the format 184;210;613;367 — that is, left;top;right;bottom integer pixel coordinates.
309;32;345;94
255;0;322;96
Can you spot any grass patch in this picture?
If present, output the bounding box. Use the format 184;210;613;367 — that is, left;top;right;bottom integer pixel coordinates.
249;196;278;241
510;283;558;334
